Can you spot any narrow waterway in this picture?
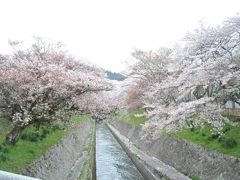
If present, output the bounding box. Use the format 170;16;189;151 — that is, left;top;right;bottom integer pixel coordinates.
96;122;144;180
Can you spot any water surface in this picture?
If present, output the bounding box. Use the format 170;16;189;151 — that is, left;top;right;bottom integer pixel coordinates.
96;122;144;180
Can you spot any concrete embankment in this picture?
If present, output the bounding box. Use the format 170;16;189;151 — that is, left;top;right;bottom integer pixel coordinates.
21;120;96;180
110;120;240;180
107;123;190;180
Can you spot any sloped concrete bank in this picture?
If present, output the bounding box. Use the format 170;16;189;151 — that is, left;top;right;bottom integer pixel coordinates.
107;123;190;180
110;120;240;180
21;120;96;180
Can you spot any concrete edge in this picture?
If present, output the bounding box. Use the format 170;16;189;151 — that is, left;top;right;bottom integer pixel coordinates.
107;123;157;180
0;170;41;180
107;123;191;180
92;121;96;180
76;120;96;180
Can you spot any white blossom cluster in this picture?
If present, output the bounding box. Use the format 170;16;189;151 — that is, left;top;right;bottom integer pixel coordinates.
0;38;109;133
128;14;240;137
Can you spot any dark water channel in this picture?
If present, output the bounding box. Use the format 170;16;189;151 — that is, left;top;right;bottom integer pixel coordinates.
96;122;144;180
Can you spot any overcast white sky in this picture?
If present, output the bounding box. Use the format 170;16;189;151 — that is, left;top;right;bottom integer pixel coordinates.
0;0;239;72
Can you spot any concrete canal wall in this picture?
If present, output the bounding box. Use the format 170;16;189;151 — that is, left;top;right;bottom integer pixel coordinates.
107;123;190;180
110;120;240;180
21;120;96;180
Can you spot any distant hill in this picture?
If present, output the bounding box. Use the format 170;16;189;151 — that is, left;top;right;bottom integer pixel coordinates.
105;70;126;81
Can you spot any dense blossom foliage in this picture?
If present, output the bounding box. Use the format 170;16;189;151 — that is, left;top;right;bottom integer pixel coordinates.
123;48;172;110
127;15;240;138
0;38;109;144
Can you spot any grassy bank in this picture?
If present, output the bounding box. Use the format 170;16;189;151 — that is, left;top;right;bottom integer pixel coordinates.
112;109;240;158
171;118;240;158
0;114;90;173
110;108;147;125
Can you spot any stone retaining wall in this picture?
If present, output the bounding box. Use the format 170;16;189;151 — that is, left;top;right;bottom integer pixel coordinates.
22;120;95;180
111;120;240;180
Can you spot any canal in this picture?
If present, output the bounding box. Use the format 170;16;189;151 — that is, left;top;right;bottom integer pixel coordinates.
96;122;144;180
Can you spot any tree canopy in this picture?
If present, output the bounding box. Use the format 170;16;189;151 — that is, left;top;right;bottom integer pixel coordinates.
0;38;110;144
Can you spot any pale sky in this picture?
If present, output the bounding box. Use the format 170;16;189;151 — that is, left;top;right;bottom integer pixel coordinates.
0;0;239;72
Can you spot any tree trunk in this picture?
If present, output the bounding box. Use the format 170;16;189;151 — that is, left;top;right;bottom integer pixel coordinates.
5;125;26;144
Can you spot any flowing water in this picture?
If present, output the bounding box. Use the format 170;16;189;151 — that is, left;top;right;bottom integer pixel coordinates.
96;122;144;180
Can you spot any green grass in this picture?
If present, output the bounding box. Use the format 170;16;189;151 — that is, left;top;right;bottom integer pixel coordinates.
171;122;240;158
0;114;90;173
111;110;240;158
72;114;89;124
110;108;147;125
0;118;13;142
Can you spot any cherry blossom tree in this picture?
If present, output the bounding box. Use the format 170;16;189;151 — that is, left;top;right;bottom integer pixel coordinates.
0;38;109;144
127;14;240;138
125;47;172;111
130;47;171;83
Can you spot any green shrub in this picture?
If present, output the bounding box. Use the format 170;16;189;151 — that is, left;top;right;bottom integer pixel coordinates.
207;136;213;141
28;150;35;155
52;124;61;131
41;134;47;139
42;128;51;135
21;132;42;142
223;125;232;133
0;153;8;162
0;144;3;151
22;127;57;142
2;147;9;153
211;133;220;139
0;144;9;154
21;133;28;140
29;132;42;142
207;133;220;141
219;137;237;149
